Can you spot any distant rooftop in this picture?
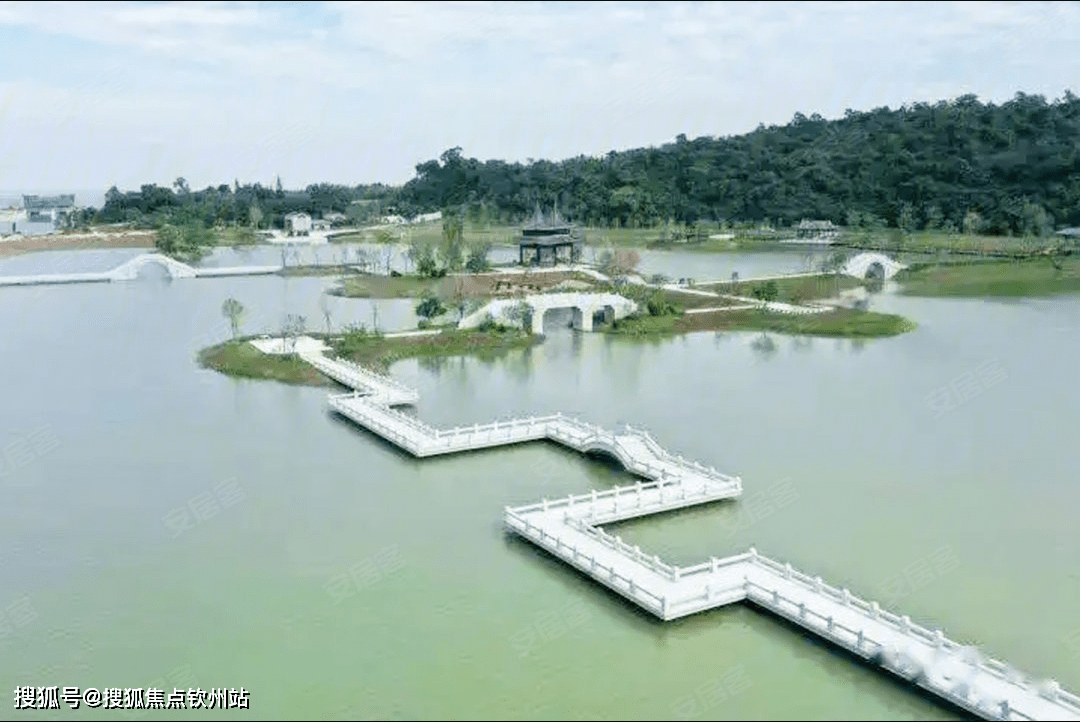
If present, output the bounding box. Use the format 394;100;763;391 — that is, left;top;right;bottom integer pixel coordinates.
23;194;75;210
1057;227;1080;237
797;219;838;230
523;206;572;233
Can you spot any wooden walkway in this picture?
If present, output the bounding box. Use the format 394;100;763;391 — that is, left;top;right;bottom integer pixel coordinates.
295;348;1078;721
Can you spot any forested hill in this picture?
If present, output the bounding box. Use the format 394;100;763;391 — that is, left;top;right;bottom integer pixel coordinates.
395;91;1080;235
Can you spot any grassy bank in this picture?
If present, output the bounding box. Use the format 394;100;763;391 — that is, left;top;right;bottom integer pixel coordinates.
604;307;915;338
696;273;864;303
197;327;542;385
894;255;1080;297
196;337;332;386
330;270;600;299
278;264;363;278
329;326;540;372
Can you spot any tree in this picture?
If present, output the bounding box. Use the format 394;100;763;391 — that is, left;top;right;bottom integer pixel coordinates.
597;247;641;278
221;298;244;339
465;240;492;273
282;314;306;354
319;295;333;334
415;292;446;322
752;281;779;304
440;213;465;272
440;275;476;322
249;203;263;229
502;300;534;330
408;237;439;277
155;221;213;262
963;209;986;235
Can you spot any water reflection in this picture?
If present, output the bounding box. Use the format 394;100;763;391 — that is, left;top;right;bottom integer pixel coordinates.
749;332;779;361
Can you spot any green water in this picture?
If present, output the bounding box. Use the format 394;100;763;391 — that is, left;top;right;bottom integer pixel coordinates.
1;261;1078;720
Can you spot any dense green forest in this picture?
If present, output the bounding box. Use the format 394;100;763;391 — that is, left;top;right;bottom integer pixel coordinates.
92;91;1080;236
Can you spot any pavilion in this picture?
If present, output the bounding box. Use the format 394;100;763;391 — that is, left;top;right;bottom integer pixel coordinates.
519;207;583;266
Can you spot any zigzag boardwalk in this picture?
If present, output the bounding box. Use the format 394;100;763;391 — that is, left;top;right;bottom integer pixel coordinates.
294;345;1078;721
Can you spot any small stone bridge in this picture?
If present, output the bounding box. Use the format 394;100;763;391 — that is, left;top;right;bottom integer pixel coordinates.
458;292;639;334
842;252;907;280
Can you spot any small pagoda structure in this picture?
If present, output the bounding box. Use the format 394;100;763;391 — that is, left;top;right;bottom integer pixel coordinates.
519;205;583;266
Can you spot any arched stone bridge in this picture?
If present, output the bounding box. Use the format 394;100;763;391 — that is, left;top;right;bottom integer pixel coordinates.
0;253;282;286
458;292;639;334
107;253;199;280
842;252;907;280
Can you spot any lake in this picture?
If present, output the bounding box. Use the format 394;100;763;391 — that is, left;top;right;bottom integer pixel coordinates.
1;247;1078;720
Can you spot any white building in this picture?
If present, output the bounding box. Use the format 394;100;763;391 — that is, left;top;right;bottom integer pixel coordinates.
413;211;442;224
285;212;312;236
0;209;27;236
17;194;77;236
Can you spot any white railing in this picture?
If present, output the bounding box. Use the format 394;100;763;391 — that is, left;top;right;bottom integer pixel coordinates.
328;394;440;441
504;509;666;614
744;550;1080;716
741;578;1056;719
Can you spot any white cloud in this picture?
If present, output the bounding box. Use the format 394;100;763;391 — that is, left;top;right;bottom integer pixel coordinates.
0;0;1078;191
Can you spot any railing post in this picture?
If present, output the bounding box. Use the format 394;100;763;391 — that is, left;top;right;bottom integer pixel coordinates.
628;579;635;596
827;616;834;633
814;576;823;593
934;629;944;649
857;629;864;650
784;563;793;580
704;584;711;601
999;700;1010;720
662;595;669;618
870;602;880;619
591;489;597;505
842;588;851;607
798;602;805;619
542;498;548;512
674;567;681;582
900;615;911;635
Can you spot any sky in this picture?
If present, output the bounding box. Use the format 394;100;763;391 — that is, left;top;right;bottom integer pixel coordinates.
1;0;1079;197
